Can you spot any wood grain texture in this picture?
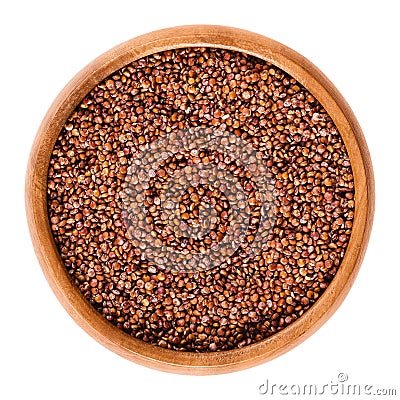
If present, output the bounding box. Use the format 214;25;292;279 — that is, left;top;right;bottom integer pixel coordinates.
25;25;374;375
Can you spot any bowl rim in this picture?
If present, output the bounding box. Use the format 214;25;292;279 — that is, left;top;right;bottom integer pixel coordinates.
25;24;374;375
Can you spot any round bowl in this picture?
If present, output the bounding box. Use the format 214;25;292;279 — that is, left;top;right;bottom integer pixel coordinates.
26;25;374;374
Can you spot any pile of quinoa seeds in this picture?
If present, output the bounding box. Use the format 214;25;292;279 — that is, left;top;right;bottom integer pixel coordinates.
47;47;355;352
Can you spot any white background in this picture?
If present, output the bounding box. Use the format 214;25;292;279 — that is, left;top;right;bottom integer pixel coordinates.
1;1;399;399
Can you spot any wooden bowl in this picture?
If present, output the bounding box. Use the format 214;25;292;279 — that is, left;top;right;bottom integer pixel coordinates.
25;25;374;374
